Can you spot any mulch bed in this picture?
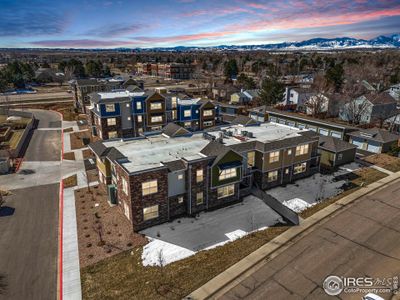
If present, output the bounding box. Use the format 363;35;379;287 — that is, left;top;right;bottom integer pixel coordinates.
63;127;73;133
63;174;78;188
70;130;100;150
82;148;94;159
63;152;76;160
86;169;99;183
75;185;147;268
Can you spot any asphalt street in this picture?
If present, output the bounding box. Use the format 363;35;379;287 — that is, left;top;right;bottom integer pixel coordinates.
220;179;400;300
0;109;62;300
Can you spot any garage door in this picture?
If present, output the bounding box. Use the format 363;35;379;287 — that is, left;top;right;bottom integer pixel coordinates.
319;128;329;136
367;143;380;153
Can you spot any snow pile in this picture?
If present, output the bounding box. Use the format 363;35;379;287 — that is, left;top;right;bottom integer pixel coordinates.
142;238;195;266
282;198;314;213
225;229;247;241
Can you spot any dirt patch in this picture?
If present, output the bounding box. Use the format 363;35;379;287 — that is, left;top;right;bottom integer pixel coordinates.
81;225;288;300
63;174;78;188
75;186;147;268
63;127;73;133
63;152;76;160
70;130;100;150
300;167;387;219
363;153;400;172
86;169;99;183
82;148;94;159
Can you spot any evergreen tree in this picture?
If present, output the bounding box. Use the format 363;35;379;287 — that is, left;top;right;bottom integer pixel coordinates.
224;59;238;79
259;76;284;106
325;63;344;92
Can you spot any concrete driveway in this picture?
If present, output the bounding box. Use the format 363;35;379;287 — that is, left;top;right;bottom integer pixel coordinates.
141;196;283;252
267;163;364;206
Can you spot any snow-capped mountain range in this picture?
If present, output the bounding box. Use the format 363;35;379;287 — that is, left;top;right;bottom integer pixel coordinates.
136;34;400;52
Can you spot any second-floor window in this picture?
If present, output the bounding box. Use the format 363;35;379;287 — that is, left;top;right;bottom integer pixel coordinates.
150;102;162;110
184;109;191;117
151;116;163;123
137;115;143;123
219;167;237;180
105;104;115;112
196;169;203;183
203;109;213;117
136;102;142;110
122;177;128;195
107;118;116;126
142;180;158;196
269;151;280;163
296;144;309;156
247;151;255;167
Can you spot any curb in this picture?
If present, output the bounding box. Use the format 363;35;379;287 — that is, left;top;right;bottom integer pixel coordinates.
58;180;64;300
187;172;400;300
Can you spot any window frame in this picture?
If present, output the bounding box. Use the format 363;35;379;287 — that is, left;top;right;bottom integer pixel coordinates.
105;104;115;112
196;192;204;205
247;151;255;167
203;109;213;117
269;151;280;163
219;167;237;181
196;169;203;183
151;115;163;123
217;184;235;199
184;109;192;117
295;144;309;156
142;179;158;196
122;177;129;195
143;205;159;221
150;102;162;110
293;162;307;174
268;170;278;182
107;118;116;126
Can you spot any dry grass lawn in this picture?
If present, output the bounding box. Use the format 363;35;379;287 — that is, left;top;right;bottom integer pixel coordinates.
300;167;387;219
70;130;99;150
363;153;400;173
81;225;288;300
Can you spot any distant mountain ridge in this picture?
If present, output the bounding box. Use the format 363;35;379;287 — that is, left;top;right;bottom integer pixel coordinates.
141;34;400;52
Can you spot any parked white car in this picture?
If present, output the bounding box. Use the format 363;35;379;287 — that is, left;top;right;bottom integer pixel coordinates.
362;293;385;300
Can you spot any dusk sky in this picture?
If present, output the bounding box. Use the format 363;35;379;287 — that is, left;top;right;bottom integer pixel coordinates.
1;0;400;48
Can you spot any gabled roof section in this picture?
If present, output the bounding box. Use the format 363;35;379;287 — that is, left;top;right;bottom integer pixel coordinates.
318;136;357;153
347;128;399;143
364;92;396;105
162;123;192;138
200;141;242;167
88;141;108;157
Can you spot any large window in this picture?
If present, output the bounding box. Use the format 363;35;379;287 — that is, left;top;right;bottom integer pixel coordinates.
136;102;142;110
196;192;203;205
294;162;307;174
184;109;191;117
247;151;255;167
151;116;163;123
268;170;278;182
269;151;280;163
196;169;203;183
107;118;116;126
217;184;235;199
122;177;128;195
108;131;118;138
105;104;115;112
219;167;237;180
295;144;309;156
150;102;162;110
143;205;159;221
142;180;158;196
203;109;213;117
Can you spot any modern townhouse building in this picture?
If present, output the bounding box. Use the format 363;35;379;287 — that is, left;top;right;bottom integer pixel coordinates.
70;78;144;113
89;122;320;231
135;62;193;79
88;90;220;140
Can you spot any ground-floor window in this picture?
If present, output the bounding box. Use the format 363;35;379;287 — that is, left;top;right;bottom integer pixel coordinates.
217;184;235;199
267;170;278;182
196;192;203;205
293;162;307;174
178;196;184;204
203;121;213;127
108;131;118;138
124;201;130;220
184;121;192;128
143;205;159;221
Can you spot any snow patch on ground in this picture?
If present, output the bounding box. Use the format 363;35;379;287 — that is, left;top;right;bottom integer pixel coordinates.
283;198;314;213
142;238;195;266
225;229;247;241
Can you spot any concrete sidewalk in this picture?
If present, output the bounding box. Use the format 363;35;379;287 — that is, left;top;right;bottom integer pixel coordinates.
187;171;400;300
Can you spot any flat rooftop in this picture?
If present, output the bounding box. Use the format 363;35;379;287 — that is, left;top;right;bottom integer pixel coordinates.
97;90;145;99
104;122;306;173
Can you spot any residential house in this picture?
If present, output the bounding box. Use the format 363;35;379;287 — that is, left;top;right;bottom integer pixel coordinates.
283;87;315;112
346;128;399;154
89;122;320;231
339;92;397;125
318;136;357;168
230;89;260;105
249;106;358;140
388;83;400;101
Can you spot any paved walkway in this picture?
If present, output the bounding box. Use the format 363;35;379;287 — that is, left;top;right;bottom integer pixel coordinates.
188;171;400;300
